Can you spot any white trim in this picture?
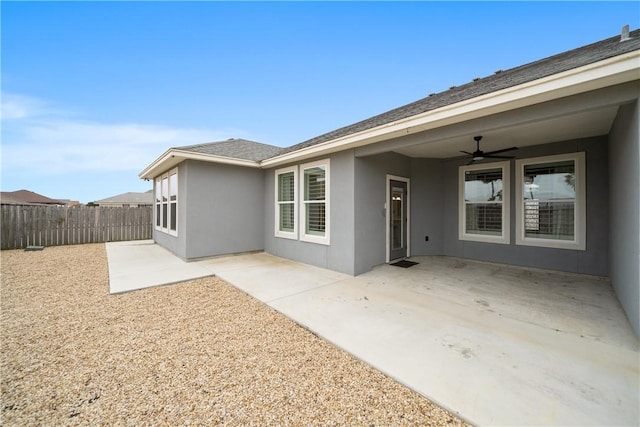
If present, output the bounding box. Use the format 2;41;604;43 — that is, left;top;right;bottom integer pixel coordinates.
459;161;510;245
386;175;411;263
139;52;639;176
299;159;330;245
260;52;640;168
274;166;298;240
515;152;586;250
140;148;260;180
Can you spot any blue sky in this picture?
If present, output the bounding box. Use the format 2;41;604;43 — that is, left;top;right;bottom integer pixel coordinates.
2;1;638;203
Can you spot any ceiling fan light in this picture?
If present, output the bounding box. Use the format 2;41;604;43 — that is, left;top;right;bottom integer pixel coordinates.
473;155;484;161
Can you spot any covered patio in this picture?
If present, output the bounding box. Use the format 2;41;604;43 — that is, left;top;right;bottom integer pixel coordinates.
107;242;639;426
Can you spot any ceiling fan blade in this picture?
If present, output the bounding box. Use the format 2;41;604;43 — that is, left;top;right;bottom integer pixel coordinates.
484;146;518;156
460;151;473;156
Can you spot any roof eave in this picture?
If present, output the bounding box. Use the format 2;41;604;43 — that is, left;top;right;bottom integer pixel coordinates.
139;148;261;180
260;50;640;168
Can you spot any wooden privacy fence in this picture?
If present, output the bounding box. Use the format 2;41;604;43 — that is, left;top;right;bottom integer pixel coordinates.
1;205;153;250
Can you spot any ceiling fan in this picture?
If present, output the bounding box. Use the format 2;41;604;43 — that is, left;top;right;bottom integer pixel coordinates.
461;136;518;163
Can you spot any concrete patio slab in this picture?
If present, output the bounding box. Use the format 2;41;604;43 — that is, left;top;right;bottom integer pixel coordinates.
105;241;640;426
106;240;215;293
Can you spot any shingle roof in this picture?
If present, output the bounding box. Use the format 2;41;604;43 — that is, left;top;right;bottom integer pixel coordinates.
94;190;153;205
278;29;640;156
152;29;638;172
176;138;284;162
0;190;63;205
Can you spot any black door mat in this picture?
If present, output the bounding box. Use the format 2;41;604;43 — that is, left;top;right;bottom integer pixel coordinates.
390;260;418;268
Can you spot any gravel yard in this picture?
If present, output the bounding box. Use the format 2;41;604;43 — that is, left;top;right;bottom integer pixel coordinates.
1;243;467;426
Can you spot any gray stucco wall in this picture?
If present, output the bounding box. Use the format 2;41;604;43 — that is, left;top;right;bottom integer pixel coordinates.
410;158;445;257
182;160;265;259
153;160;265;260
609;100;640;337
353;152;411;274
441;136;610;276
264;150;356;275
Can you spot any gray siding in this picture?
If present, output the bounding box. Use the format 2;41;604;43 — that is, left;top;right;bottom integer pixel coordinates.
182;160;264;259
410;158;445;257
441;136;609;276
264;150;356;275
153;160;264;260
609;100;640;337
353;152;411;275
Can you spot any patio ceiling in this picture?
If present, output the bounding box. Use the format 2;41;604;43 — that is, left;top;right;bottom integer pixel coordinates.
352;78;638;161
393;105;619;159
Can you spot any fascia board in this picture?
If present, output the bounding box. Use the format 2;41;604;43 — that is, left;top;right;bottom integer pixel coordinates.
260;51;640;169
139;149;260;179
139;148;174;179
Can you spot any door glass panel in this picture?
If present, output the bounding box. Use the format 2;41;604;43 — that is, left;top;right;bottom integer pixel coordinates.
391;187;403;250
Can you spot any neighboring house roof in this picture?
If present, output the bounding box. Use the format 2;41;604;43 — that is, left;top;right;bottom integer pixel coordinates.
177;138;284;161
0;190;63;205
94;190;153;205
140;28;640;178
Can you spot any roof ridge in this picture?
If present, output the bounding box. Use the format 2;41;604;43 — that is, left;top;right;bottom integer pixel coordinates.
176;138;281;151
175;138;285;162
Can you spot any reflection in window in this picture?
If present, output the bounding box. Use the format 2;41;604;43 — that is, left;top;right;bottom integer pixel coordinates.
516;152;585;250
276;170;296;235
169;172;177;231
459;161;510;244
304;166;326;236
523;160;575;241
464;168;504;236
391;189;403;250
154;168;178;235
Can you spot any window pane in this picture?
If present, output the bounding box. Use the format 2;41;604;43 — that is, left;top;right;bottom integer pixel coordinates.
464;167;503;236
170;203;177;231
305;202;325;235
162;204;168;228
155;180;162;203
278;172;295;202
156;204;161;227
466;203;502;235
304;167;325;201
162;177;169;202
465;169;503;202
169;173;177;202
391;188;403;250
524;161;575;200
523;160;576;242
279;203;294;232
525;201;574;240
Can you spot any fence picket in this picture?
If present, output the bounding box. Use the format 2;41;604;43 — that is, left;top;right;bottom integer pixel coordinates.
0;205;153;250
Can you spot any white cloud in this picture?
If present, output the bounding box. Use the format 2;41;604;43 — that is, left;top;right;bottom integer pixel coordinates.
1;93;50;120
1;93;248;175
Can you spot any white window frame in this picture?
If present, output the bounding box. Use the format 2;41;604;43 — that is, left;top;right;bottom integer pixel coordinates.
155;167;178;236
385;175;411;263
515;152;586;250
459;161;510;244
274;166;298;240
300;159;330;245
